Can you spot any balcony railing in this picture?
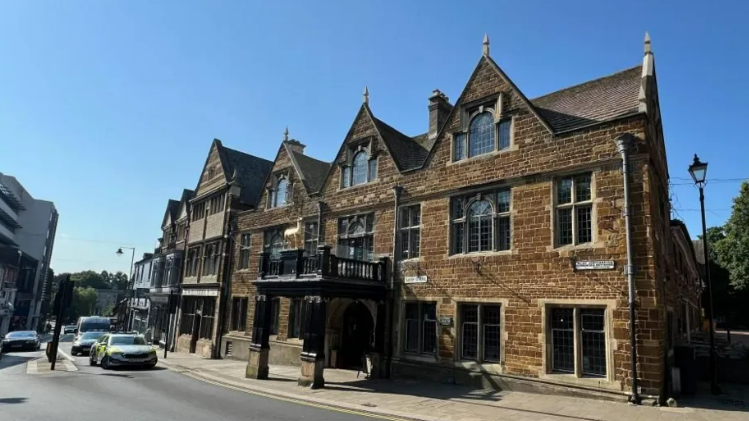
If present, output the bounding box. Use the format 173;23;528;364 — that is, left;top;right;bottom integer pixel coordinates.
258;245;387;283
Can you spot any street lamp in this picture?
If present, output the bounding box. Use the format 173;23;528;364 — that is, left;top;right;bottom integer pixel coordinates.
688;154;721;395
116;247;136;331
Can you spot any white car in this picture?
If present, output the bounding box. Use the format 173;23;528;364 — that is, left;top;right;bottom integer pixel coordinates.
64;325;76;334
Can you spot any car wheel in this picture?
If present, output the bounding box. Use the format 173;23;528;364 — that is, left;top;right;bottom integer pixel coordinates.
101;356;110;370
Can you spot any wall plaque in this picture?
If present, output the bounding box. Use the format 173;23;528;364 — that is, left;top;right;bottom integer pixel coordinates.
574;260;616;271
404;275;428;284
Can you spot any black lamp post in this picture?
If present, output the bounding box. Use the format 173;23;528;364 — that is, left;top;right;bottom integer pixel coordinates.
688;154;721;395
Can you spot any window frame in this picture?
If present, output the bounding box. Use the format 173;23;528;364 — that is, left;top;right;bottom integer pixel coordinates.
398;204;421;260
230;297;248;332
458;303;502;364
238;233;251;270
546;305;608;379
340;147;378;189
303;221;319;257
450;189;512;255
287;298;308;339
452;102;513;162
402;301;438;357
269;174;291;209
264;228;285;259
554;174;594;247
337;213;375;261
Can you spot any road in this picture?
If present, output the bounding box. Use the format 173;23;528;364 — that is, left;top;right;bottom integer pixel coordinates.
0;334;384;421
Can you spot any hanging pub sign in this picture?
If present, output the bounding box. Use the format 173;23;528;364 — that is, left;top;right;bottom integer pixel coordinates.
574;259;616;271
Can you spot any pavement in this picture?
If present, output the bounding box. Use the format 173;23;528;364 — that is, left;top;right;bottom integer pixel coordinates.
156;351;749;421
0;334;382;421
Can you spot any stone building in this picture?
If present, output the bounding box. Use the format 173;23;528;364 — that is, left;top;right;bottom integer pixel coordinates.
175;139;272;358
146;189;192;347
224;35;702;401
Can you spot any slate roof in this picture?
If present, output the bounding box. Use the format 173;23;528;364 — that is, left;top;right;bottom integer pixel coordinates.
219;145;274;206
165;199;179;223
372;117;429;171
531;65;642;133
290;150;331;194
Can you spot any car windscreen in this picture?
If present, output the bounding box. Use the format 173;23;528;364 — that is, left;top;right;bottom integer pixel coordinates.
6;331;36;338
109;336;146;345
81;332;105;340
80;321;110;332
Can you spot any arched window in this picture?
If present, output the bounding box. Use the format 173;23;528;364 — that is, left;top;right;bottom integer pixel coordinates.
468;200;493;252
352;152;369;186
275;177;288;207
269;233;283;258
468;112;495;157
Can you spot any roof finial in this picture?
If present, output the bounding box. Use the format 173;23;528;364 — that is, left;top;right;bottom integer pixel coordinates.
283;127;289;142
482;33;490;56
363;86;369;105
644;31;652;54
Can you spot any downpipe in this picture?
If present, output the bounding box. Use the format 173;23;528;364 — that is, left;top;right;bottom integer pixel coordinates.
616;134;640;404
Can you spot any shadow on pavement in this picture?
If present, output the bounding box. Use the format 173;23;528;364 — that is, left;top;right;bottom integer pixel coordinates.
0;397;27;404
0;355;35;371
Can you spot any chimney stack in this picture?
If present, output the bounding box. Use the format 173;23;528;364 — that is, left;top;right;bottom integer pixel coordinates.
428;89;453;139
285;139;306;155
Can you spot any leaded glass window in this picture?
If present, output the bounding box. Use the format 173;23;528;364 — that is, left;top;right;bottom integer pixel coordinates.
352;152;369;186
469;112;495;157
555;174;593;246
451;190;511;254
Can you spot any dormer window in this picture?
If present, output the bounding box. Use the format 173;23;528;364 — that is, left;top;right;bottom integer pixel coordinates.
268;174;290;208
341;146;377;188
453;98;513;161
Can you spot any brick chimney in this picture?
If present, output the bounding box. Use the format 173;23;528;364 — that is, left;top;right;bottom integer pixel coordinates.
285;139;306;155
429;89;453;139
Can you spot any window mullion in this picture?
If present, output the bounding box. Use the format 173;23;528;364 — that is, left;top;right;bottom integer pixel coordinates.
573;307;581;378
477;304;484;363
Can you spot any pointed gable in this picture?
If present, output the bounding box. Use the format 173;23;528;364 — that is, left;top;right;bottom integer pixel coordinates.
193;138;273;207
161;199;179;229
177;189;193;221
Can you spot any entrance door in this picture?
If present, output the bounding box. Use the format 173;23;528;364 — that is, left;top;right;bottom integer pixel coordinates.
190;314;201;354
340;302;373;369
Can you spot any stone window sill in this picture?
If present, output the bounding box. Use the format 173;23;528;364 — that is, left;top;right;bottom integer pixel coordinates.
400;354;438;364
448;146;518;166
337;179;380;192
540;372;614;389
448;250;513;259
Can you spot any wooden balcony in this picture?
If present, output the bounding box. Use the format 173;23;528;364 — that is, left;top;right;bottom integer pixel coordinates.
257;245;388;291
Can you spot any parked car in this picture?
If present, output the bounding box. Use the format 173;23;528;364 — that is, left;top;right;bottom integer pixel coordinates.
1;331;41;352
89;333;157;369
64;325;76;334
71;331;107;355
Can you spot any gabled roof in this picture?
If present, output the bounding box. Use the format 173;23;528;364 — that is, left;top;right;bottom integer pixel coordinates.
216;141;274;206
161;199;179;228
371;117;429;172
531;66;642;133
287;148;331;194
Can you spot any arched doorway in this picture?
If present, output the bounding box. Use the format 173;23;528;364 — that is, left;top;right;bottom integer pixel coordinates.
340;301;374;369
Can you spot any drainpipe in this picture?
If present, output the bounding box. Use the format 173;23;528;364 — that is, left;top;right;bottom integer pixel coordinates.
386;185;404;378
616;134;640;405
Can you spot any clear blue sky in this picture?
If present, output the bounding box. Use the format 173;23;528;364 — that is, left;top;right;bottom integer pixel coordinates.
2;1;747;275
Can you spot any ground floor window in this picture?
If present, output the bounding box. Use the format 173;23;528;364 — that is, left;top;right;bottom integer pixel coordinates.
403;302;437;355
460;303;501;362
288;298;308;339
231;297;248;332
549;307;606;377
269;298;280;335
179;297;197;335
199;298;216;340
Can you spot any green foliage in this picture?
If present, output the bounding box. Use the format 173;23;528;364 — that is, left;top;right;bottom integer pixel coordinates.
714;182;749;290
64;287;98;322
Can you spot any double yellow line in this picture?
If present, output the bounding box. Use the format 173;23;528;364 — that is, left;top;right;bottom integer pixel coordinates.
183;371;413;421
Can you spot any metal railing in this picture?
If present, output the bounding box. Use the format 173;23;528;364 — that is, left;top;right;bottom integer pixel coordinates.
258;245;387;283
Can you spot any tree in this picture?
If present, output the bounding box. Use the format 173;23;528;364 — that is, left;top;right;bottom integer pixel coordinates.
64;287;98;322
714;182;749;290
70;271;110;290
